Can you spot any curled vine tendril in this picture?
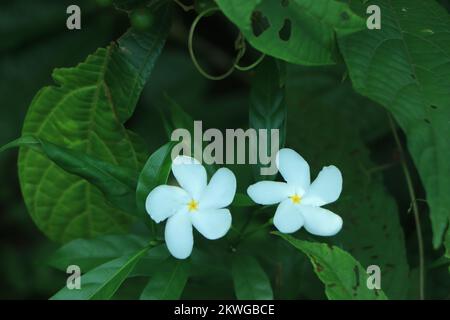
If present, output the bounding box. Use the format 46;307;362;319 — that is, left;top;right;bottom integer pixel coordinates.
234;53;266;71
188;7;265;80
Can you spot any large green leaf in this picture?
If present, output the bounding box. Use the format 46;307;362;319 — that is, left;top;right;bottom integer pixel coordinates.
276;233;387;300
231;255;273;300
51;246;149;300
286;100;409;298
249;58;287;179
337;0;450;248
215;0;365;65
18;4;171;242
49;234;148;272
2;136;139;214
140;259;190;300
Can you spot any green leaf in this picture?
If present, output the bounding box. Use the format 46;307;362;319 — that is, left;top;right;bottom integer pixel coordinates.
249;58;287;179
140;259;190;300
165;95;196;134
136;141;175;233
51;246;149;300
49;234;148;272
17;4;171;242
129;246;171;277
285;64;391;143
445;230;450;274
232;193;256;207
3;136;139;214
215;0;364;65
337;0;450;248
160;95;218;176
275;233;387;300
231;255;273;300
286;98;409;298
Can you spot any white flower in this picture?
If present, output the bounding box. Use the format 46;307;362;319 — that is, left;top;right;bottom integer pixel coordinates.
247;148;343;236
146;156;236;259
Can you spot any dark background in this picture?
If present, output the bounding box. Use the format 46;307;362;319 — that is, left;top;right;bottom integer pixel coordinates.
0;0;449;299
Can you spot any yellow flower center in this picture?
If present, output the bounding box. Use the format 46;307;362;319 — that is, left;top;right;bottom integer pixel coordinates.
187;199;199;212
289;194;301;204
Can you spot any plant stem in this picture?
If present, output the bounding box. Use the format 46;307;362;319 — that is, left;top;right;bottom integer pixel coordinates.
232;211;256;247
233;206;272;247
173;0;194;12
242;218;273;239
388;114;425;300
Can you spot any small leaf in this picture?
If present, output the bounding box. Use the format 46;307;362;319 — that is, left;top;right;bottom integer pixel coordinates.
160;95;218;176
140;259;190;300
249;58;287;180
160;94;195;136
275;233;387;300
51;246;149;300
136;141;175;235
231;255;273;300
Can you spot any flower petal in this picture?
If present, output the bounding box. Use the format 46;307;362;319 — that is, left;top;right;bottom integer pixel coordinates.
299;205;343;236
164;211;194;259
200;168;236;209
302;166;343;206
276;148;310;193
247;181;292;205
191;208;232;240
172;155;207;199
273;199;304;233
146;185;189;223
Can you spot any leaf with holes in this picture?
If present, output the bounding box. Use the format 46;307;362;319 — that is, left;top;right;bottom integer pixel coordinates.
275;233;387;300
337;0;450;248
215;0;365;65
286;101;409;299
17;5;171;242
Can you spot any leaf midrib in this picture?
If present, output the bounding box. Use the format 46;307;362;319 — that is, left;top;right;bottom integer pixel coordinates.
89;247;148;299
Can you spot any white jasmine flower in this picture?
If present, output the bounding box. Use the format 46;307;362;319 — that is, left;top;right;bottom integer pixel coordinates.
146;156;236;259
247;148;343;236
